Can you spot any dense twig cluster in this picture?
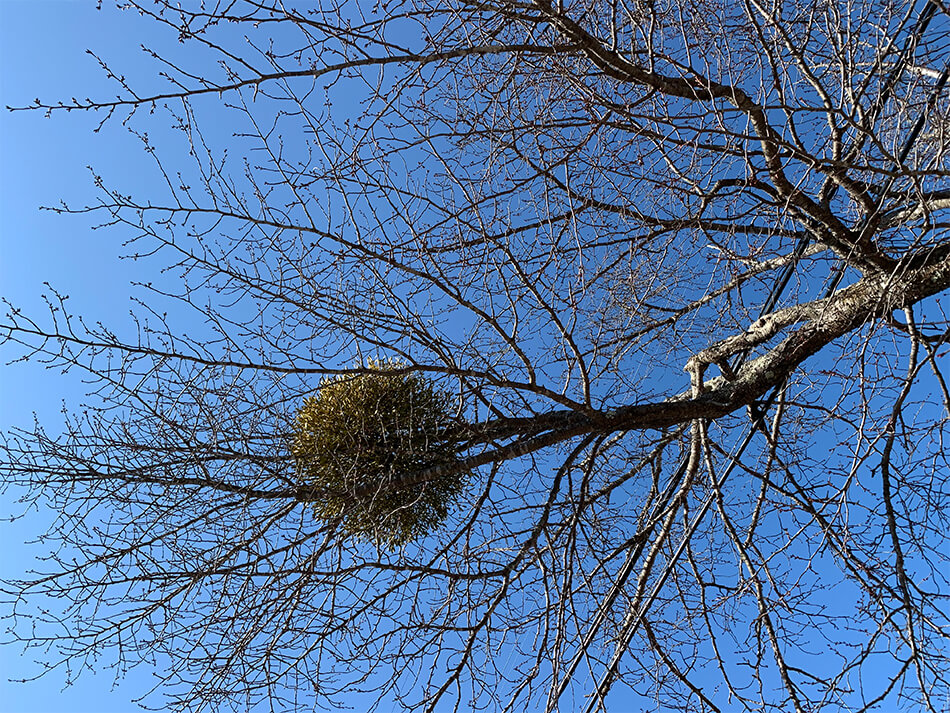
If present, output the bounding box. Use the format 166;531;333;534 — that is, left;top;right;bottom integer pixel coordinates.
291;363;466;546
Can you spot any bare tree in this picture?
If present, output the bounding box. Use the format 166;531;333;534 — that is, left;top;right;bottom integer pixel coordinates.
3;1;950;711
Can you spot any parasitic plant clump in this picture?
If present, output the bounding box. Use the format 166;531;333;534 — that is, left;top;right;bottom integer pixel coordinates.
291;362;466;547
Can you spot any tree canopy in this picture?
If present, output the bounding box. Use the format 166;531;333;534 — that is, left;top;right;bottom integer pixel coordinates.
3;1;950;711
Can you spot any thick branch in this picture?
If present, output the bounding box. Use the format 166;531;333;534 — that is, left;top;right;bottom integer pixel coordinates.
399;245;950;488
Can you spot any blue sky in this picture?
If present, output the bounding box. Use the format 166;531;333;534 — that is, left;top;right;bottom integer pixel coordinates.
1;5;484;712
1;2;167;710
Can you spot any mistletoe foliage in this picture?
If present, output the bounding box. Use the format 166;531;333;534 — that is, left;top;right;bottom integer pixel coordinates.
291;363;466;546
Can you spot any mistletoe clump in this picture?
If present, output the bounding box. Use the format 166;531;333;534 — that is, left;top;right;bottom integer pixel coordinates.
291;362;466;547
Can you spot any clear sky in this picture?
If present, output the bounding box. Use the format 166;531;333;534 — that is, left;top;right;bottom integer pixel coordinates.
1;5;480;712
1;2;172;711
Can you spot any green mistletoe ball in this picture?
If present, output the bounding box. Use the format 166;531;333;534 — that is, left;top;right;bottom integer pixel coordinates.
291;363;466;547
